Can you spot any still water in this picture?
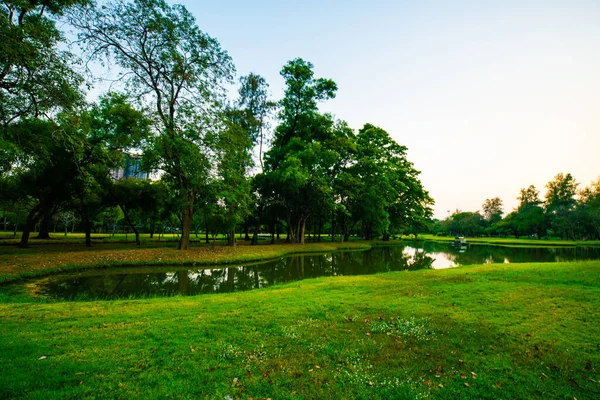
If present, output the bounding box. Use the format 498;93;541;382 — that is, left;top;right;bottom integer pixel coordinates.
23;242;600;300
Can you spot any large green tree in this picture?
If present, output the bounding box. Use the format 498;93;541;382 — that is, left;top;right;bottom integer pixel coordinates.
72;0;234;250
262;58;337;244
352;124;433;240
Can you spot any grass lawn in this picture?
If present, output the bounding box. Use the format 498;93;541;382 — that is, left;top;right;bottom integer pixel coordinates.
1;258;599;399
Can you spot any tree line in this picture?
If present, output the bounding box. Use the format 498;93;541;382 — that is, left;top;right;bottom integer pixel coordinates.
0;0;433;249
430;173;600;240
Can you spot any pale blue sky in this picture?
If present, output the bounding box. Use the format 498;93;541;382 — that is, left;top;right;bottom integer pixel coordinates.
105;1;600;219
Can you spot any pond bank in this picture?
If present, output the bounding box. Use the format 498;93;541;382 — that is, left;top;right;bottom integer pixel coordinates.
410;234;600;247
0;241;378;284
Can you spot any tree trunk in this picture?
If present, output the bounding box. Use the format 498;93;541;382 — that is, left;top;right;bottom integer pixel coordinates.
205;223;209;244
36;209;52;239
19;205;42;248
271;216;276;244
178;192;195;250
251;204;262;246
299;218;306;244
331;209;336;242
286;211;295;243
19;213;36;248
84;217;92;247
244;218;250;241
227;229;236;247
119;205;141;245
317;215;322;241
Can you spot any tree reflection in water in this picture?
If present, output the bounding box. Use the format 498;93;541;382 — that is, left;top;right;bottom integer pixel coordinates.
33;244;600;300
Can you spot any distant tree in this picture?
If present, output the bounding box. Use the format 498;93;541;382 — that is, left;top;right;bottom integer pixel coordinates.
482;197;504;227
108;179;166;245
450;211;485;237
545;173;578;239
495;211;520;238
545;173;578;212
514;185;546;239
517;185;541;209
577;177;600;239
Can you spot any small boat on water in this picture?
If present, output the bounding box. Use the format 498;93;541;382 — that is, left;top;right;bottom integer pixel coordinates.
452;236;468;247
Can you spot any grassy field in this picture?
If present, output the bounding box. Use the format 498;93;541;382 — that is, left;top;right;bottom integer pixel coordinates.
411;234;600;247
1;260;599;399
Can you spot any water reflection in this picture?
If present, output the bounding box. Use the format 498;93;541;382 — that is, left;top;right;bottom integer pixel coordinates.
31;243;600;300
36;247;433;300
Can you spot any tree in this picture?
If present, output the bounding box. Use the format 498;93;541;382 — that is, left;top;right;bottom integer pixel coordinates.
262;58;337;244
545;173;578;239
449;211;485;237
482;197;503;224
578;177;600;239
352;124;433;240
215;113;253;246
108;179;166;245
1;0;86;180
517;185;541;209
235;73;275;245
72;0;235;250
237;73;276;171
0;0;86;126
3;119;83;247
545;173;578;212
515;185;546;239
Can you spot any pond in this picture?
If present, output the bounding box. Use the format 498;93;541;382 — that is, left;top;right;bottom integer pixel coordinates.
12;242;600;300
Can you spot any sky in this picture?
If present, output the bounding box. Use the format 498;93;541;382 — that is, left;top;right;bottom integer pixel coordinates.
97;0;600;219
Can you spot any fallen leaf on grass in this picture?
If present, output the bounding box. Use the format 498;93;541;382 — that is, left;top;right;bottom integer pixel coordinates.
568;378;579;387
464;382;470;387
38;356;47;360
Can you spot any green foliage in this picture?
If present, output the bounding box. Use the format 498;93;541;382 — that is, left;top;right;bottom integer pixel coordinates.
352;124;433;240
72;0;235;250
0;0;86;127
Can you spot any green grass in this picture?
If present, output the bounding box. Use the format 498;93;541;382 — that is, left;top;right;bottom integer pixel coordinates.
1;260;599;399
413;234;600;247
